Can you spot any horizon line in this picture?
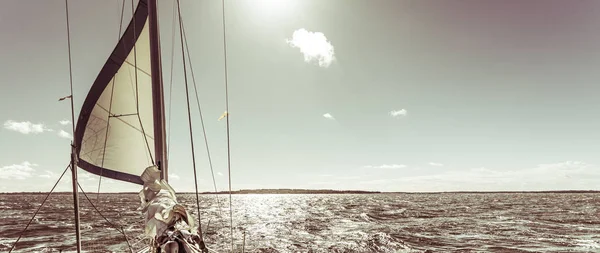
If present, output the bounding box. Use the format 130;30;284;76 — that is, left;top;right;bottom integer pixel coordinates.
1;188;599;194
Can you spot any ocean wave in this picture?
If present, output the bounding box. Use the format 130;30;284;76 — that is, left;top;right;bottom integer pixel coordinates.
1;192;598;252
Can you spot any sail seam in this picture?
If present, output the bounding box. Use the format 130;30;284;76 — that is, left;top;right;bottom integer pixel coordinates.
110;113;138;117
95;104;155;140
124;60;151;76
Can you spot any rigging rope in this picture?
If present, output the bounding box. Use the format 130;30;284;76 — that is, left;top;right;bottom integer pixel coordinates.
221;0;235;250
179;6;226;228
167;0;177;159
65;0;75;140
176;0;205;239
97;0;127;200
76;182;134;253
8;164;70;253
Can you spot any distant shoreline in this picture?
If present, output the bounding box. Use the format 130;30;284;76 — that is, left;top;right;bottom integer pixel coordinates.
1;189;599;195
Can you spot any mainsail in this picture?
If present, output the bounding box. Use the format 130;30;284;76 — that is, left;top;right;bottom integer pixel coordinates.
74;0;155;185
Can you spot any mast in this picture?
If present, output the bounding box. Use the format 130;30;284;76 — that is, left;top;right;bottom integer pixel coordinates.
70;146;82;252
148;0;168;181
64;0;81;251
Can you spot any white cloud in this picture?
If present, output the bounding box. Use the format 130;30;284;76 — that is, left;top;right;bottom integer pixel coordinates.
169;174;180;180
287;28;335;68
364;164;407;169
0;161;37;180
389;109;408;117
3;120;51;134
338;175;361;180
79;171;92;179
58;130;72;139
323;113;335;120
217;172;224;177
39;170;56;179
363;161;599;192
59;120;71;125
78;171;96;181
308;181;339;186
429;162;444;167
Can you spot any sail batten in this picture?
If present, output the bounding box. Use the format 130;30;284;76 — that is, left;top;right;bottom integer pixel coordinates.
74;0;154;185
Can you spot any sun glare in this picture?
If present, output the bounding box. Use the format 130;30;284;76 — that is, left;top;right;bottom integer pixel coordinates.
246;0;300;21
257;0;289;12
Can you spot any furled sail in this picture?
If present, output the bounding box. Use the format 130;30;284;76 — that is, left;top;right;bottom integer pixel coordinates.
74;0;153;185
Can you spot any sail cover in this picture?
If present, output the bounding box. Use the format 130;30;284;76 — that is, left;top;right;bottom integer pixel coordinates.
74;0;153;185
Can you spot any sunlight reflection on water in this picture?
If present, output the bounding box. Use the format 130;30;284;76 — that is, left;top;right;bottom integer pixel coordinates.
1;193;599;252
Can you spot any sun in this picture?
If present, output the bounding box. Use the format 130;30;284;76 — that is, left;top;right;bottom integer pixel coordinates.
244;0;302;22
255;0;291;12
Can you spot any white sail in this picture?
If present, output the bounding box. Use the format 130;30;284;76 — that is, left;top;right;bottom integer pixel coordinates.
74;2;154;185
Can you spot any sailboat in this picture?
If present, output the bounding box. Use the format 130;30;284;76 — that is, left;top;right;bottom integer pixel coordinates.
68;0;224;252
4;0;238;251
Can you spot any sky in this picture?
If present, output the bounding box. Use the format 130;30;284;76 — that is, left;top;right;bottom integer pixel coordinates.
1;0;600;193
